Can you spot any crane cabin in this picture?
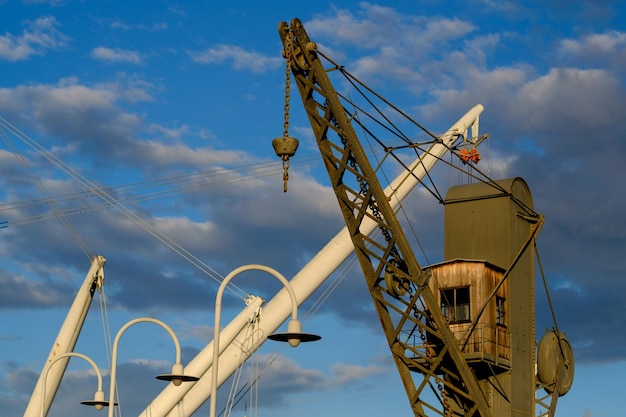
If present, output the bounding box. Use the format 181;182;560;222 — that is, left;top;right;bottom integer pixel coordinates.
427;259;510;373
425;177;538;416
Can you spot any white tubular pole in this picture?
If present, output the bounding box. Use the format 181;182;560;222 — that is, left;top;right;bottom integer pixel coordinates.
209;265;300;417
23;255;106;417
108;317;188;417
158;104;485;417
138;296;264;417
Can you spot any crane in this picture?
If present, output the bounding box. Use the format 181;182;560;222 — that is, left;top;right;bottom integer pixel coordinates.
277;17;573;417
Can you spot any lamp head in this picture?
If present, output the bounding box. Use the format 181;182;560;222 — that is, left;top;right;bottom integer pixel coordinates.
155;362;199;386
80;390;113;410
267;319;321;347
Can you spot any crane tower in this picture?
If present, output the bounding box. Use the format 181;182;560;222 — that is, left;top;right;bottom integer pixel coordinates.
277;18;573;417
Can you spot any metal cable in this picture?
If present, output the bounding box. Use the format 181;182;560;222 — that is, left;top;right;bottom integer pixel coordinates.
535;242;566;360
0;117;249;300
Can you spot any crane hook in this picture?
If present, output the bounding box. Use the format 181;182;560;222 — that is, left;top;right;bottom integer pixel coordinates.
272;136;299;192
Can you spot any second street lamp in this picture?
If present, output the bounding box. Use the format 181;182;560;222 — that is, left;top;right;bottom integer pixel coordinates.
209;264;320;417
107;317;199;417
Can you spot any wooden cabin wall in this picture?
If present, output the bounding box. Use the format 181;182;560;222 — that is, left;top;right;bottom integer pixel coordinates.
428;260;509;360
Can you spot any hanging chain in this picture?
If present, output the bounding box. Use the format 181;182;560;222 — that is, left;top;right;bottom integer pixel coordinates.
272;29;300;192
415;312;452;417
332;114;402;262
429;329;452;417
283;34;292;140
281;33;293;192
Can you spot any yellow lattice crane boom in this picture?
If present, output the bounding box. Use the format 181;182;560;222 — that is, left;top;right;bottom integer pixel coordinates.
277;17;573;417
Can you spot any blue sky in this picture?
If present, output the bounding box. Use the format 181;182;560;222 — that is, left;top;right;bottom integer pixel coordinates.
1;1;625;416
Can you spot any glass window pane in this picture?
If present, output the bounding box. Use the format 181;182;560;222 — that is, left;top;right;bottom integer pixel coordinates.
440;287;470;324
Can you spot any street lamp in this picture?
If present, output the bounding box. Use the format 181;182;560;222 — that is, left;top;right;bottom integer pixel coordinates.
209;264;320;417
108;317;199;417
40;352;110;416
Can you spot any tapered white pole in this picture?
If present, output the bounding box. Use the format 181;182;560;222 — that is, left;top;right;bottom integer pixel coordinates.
108;317;188;417
210;264;304;417
24;255;106;417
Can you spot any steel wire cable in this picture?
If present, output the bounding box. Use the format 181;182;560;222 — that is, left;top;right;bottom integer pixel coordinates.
0;117;250;299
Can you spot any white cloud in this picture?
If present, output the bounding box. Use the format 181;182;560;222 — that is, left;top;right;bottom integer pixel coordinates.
0;271;67;307
110;19;168;31
150;216;216;247
136;141;250;169
187;44;282;73
0;76;154;135
307;6;396;46
329;362;388;384
560;30;626;56
175;321;213;341
303;4;476;91
307;4;473;51
90;46;142;64
39;82;117;109
0;16;68;61
517;67;621;131
147;124;191;141
559;30;626;71
254;355;326;394
2;79;107;114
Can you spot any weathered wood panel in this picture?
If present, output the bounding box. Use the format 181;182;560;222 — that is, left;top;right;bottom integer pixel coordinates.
427;259;510;361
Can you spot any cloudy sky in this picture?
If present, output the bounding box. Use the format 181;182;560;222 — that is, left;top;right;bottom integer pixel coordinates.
1;1;625;416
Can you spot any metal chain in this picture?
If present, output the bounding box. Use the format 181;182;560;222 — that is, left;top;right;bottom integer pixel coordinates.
332;112;401;261
416;314;452;417
283;34;292;139
281;33;293;192
438;380;452;417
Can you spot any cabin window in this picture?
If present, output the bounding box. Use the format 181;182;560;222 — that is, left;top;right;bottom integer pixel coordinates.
496;296;506;326
440;287;470;323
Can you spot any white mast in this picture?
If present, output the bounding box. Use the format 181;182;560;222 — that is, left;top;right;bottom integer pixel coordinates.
23;255;106;417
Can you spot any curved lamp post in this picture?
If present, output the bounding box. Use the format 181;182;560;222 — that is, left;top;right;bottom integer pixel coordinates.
40;352;109;416
209;264;320;417
108;317;199;417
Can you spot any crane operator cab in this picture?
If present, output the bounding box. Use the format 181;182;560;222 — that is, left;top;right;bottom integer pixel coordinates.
427;259;510;375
